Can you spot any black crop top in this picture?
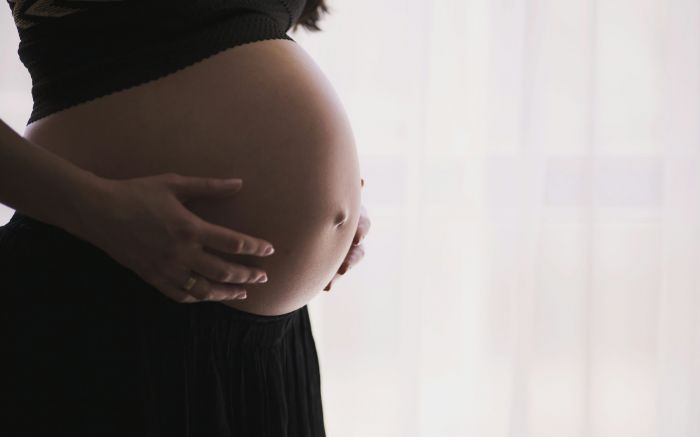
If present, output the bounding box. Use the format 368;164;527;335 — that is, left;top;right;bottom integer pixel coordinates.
6;0;306;125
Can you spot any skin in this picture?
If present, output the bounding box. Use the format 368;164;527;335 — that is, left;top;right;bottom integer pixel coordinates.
0;117;278;303
324;199;369;291
22;39;368;315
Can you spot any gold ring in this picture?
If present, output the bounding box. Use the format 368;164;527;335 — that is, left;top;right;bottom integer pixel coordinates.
183;273;198;291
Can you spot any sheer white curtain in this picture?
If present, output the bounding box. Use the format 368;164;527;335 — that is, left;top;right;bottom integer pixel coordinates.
2;1;699;436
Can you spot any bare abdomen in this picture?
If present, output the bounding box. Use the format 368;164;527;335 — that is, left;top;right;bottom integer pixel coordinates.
23;39;362;315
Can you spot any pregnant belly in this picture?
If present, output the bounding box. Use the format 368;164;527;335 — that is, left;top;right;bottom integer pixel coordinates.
22;39;362;316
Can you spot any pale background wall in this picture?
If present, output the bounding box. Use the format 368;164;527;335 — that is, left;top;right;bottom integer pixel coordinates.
2;1;700;436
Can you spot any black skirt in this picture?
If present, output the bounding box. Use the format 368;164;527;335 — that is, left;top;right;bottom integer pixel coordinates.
0;211;326;437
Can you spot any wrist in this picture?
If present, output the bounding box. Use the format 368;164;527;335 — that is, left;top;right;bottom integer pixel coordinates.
61;170;117;242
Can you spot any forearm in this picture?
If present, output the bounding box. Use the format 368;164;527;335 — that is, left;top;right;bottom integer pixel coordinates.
0;117;106;236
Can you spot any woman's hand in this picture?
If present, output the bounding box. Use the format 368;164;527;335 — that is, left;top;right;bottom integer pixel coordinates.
76;173;275;304
324;179;370;292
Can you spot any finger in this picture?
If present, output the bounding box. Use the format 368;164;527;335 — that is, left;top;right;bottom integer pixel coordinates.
352;227;362;246
189;250;268;285
168;174;243;203
323;279;335;292
339;244;356;270
324;269;344;291
339;245;365;274
177;271;249;302
156;281;201;303
158;269;246;302
352;228;364;246
353;206;371;245
190;215;275;257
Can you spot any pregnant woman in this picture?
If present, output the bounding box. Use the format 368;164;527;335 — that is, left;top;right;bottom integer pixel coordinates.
0;0;370;435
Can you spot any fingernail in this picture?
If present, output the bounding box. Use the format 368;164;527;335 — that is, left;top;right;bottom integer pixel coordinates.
237;291;247;299
263;246;275;255
258;274;268;283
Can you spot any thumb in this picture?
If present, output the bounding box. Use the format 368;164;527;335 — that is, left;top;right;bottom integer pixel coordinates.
171;176;243;202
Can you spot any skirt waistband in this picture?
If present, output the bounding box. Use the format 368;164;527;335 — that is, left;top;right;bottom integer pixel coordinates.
4;210;101;257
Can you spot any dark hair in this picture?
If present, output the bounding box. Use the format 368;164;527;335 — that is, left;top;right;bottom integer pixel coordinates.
291;0;330;32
